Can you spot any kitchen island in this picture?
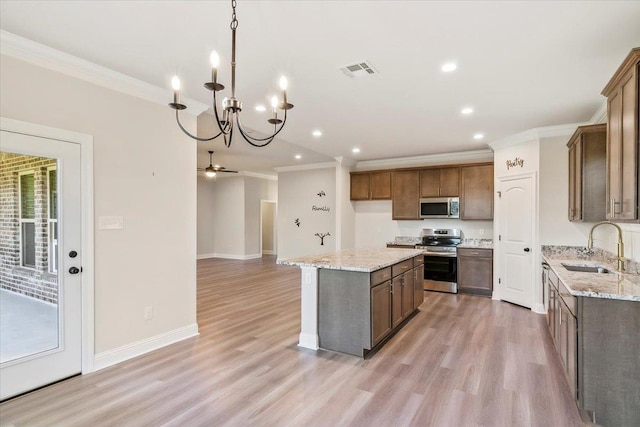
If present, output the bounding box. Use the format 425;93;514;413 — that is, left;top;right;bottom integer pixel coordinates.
279;248;424;357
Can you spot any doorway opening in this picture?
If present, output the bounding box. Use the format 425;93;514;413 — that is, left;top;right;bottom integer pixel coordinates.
260;200;277;256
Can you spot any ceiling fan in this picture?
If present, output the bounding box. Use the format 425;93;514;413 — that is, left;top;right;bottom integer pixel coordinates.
198;151;239;178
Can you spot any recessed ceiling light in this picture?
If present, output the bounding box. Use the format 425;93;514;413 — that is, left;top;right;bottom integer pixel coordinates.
473;133;485;140
255;105;266;112
441;63;457;73
312;130;323;137
295;154;302;160
352;148;361;154
461;107;474;115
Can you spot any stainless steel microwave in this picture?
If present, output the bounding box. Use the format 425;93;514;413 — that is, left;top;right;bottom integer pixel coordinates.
419;197;460;219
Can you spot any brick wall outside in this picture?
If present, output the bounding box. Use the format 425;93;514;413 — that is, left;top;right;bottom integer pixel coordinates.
0;152;58;304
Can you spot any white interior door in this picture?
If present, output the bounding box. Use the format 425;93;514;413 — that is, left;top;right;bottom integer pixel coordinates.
0;130;82;401
498;174;535;308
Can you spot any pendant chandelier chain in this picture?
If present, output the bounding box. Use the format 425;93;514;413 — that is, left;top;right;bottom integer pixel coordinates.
230;0;238;30
168;0;293;148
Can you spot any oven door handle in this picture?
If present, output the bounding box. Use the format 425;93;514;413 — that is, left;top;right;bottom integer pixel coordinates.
423;252;457;258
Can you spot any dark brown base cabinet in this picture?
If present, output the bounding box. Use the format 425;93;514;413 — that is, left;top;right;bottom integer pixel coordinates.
457;248;493;296
318;255;424;357
544;266;640;426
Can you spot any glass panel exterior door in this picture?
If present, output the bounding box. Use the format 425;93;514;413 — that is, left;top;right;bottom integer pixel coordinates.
1;153;59;364
0;129;82;401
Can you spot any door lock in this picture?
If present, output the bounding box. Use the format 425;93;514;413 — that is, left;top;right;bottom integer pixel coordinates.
524;248;531;252
69;267;80;274
69;250;78;258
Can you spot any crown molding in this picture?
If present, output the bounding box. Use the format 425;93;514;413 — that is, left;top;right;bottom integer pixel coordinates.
589;100;607;124
0;30;208;115
334;156;357;169
274;161;337;173
240;171;278;181
354;149;494;171
489;122;588;151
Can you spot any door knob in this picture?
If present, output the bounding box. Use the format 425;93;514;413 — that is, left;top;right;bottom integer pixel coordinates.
69;267;80;274
524;248;530;252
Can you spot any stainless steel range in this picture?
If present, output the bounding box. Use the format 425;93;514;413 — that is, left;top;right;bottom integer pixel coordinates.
416;228;463;293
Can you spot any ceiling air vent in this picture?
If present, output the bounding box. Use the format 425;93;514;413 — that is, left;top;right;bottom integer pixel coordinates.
340;60;378;78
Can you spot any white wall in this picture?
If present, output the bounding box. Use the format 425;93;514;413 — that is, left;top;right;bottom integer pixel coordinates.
335;160;356;250
277;167;336;259
197;175;276;259
354;201;494;248
0;55;197;354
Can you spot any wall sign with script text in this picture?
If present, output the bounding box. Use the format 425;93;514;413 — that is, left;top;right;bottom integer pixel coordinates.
506;157;524;170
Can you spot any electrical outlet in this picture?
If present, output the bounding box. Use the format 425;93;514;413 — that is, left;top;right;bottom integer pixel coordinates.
478;228;485;236
144;306;153;320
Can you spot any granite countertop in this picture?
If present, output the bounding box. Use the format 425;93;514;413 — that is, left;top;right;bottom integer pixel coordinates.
542;246;640;302
457;239;493;249
278;248;423;273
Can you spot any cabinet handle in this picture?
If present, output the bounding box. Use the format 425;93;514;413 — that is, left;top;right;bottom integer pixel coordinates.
611;198;621;217
559;309;562;325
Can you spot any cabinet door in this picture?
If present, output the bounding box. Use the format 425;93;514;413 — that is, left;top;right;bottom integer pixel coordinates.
370;172;391;200
391;276;403;328
401;270;414;319
413;264;424;310
460;165;494;219
392;171;420;220
420;169;440;198
439;167;460;197
606;67;638;220
371;281;392;346
568;143;582;221
351;173;370;200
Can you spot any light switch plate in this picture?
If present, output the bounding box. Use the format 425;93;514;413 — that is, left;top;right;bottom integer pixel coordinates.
99;216;124;230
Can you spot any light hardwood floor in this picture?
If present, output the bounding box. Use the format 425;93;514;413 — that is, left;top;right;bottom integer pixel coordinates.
0;256;584;426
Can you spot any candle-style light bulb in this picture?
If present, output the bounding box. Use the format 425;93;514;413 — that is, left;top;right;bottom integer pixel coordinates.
279;75;288;91
209;51;220;69
210;51;220;85
171;75;181;103
271;95;279;110
279;75;288;106
171;75;181;91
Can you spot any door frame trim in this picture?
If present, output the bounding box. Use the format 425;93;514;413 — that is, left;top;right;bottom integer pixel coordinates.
0;117;95;373
494;171;541;312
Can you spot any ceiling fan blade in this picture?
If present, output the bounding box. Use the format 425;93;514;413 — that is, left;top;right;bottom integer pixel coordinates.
197;168;205;171
220;170;239;173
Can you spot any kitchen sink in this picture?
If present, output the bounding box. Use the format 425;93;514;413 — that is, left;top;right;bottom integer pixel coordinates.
561;263;611;274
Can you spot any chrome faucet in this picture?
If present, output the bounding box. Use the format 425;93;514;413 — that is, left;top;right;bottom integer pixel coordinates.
587;221;625;272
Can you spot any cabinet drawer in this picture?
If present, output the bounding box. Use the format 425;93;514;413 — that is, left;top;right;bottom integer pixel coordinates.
392;259;413;277
457;248;492;258
413;255;424;267
558;280;577;317
371;267;392;286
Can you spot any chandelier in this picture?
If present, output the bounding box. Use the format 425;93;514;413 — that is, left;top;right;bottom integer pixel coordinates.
168;0;293;148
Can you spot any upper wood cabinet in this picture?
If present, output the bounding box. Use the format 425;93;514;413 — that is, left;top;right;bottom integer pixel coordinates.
567;124;607;222
419;167;460;198
602;47;640;221
350;171;391;200
392;170;420;220
460;164;493;220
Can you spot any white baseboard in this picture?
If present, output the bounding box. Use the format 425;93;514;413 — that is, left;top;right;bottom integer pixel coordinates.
298;333;319;350
532;303;546;315
262;250;275;255
93;323;199;371
197;253;262;260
